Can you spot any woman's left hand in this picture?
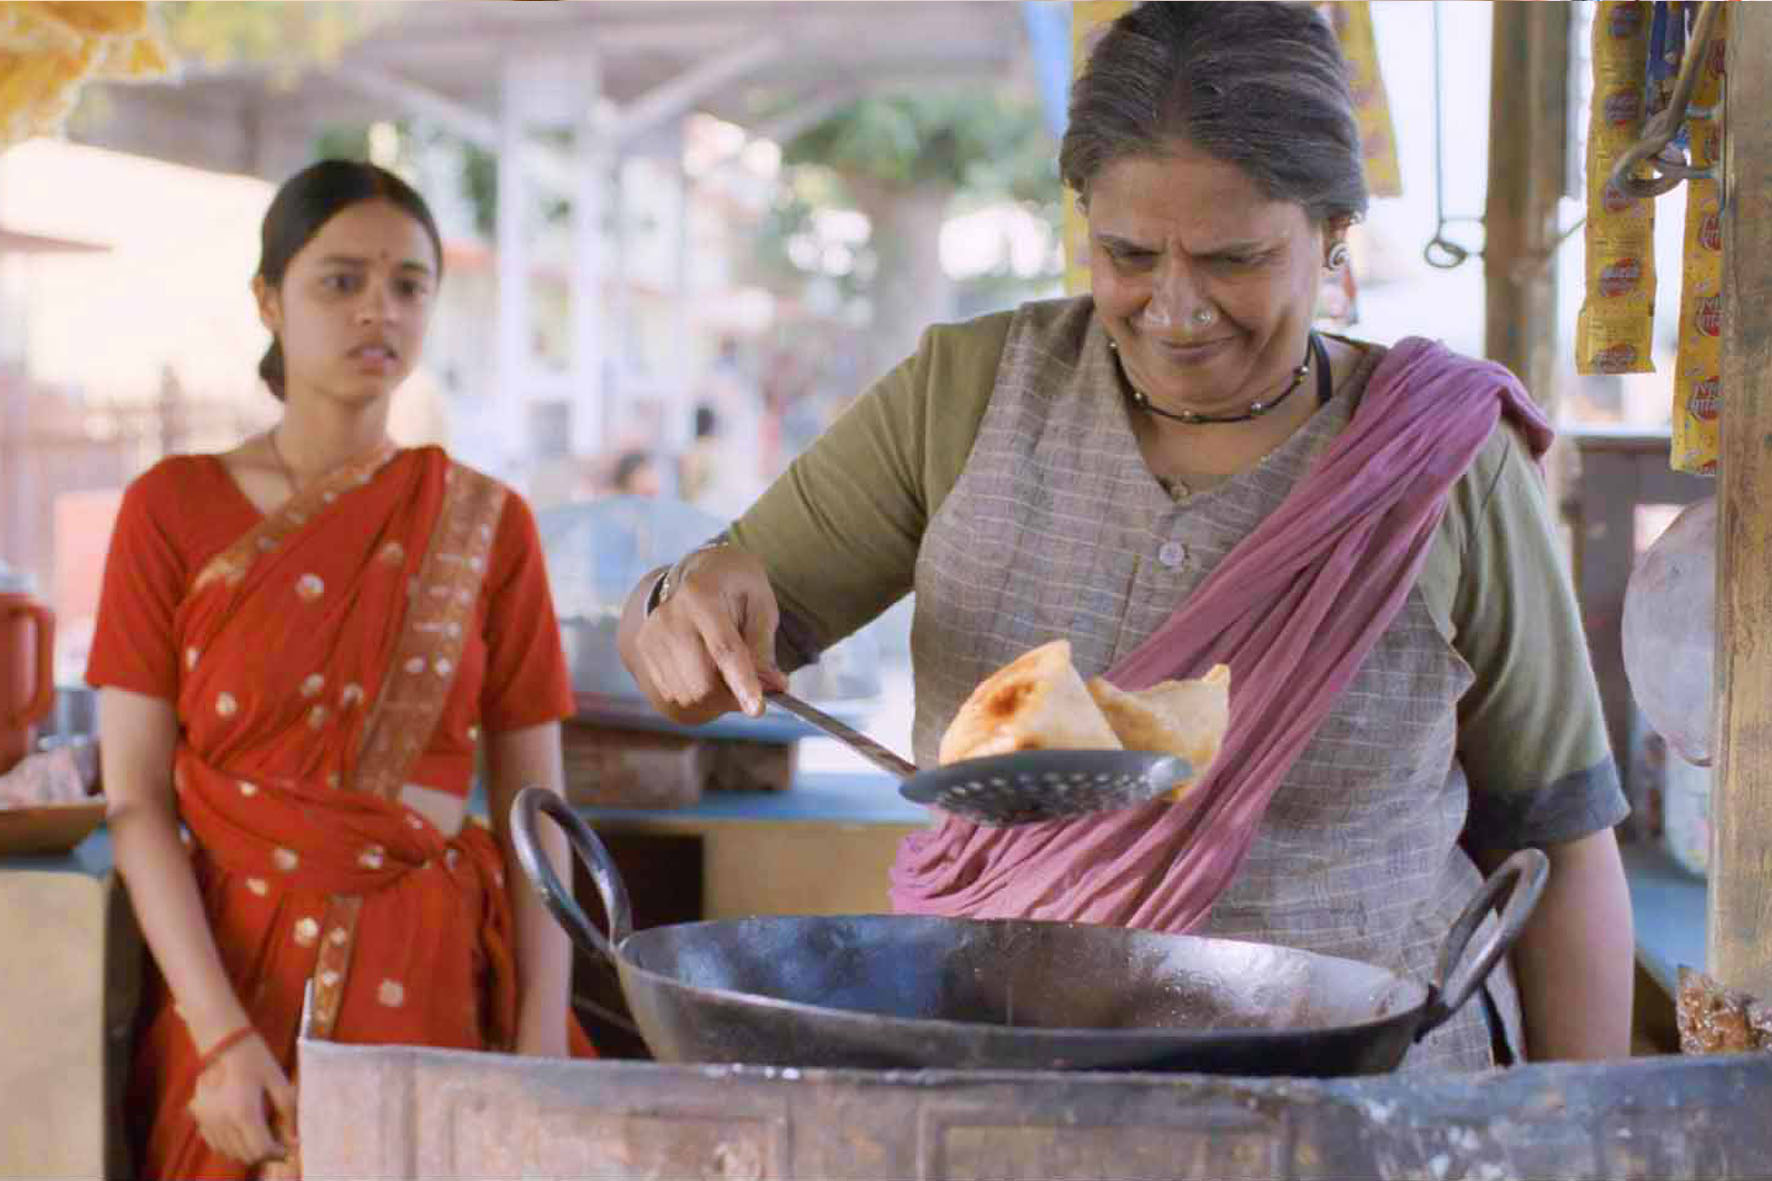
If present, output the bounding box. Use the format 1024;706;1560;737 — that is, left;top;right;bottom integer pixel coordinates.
486;724;577;1061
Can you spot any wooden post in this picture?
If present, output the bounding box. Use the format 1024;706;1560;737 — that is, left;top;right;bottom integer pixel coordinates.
1483;0;1570;408
1710;1;1772;998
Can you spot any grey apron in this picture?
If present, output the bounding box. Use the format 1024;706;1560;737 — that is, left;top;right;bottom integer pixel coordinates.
909;298;1520;1071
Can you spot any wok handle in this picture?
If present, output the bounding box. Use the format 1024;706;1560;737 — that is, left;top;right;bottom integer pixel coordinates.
1415;847;1549;1040
509;787;635;961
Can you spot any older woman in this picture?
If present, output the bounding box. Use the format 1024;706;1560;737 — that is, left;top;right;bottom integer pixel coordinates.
618;1;1632;1070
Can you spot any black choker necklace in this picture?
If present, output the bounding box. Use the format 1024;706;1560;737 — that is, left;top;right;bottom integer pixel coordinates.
1126;332;1328;426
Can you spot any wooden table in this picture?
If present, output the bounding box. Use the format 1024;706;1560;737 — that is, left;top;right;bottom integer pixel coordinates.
575;771;929;921
0;832;140;1180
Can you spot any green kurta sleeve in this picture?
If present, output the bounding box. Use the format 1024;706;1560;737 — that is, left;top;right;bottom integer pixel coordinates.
727;312;1013;665
1440;425;1630;849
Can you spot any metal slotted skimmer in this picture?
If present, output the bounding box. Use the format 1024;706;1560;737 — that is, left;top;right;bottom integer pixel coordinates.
766;692;1192;827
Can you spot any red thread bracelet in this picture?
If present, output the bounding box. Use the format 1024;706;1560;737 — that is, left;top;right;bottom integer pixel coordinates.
194;1025;257;1077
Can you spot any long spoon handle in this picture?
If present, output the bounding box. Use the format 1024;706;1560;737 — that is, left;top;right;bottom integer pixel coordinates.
766;692;918;778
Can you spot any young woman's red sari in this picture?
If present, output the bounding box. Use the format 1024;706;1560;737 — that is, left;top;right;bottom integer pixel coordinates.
90;445;592;1180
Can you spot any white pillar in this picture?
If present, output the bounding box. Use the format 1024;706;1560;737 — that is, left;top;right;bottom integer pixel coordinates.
670;120;694;457
609;154;630;441
492;56;532;487
570;50;607;460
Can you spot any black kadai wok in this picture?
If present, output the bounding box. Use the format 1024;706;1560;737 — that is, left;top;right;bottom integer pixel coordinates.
512;789;1545;1076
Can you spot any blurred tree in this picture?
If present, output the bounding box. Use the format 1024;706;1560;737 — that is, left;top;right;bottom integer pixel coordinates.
762;87;1059;385
157;13;1061;398
155;2;395;72
311;120;570;241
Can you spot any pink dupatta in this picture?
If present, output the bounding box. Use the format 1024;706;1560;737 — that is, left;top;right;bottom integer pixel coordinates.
889;337;1552;931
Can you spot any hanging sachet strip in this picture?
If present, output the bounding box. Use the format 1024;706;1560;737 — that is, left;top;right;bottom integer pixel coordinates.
1577;1;1658;377
1671;3;1727;475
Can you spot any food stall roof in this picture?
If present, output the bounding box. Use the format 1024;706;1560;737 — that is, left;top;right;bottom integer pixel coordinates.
68;1;1037;179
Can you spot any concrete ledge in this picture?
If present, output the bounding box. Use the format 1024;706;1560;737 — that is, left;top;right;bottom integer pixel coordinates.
300;1040;1772;1180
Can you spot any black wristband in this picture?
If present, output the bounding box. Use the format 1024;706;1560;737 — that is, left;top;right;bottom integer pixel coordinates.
642;568;671;617
645;537;729;618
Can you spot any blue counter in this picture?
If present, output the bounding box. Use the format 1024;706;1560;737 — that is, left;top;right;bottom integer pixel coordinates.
10;814;1701;966
1620;841;1707;996
0;827;113;878
5;772;925;879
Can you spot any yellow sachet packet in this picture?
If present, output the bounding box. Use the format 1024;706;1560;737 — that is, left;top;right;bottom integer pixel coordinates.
1577;1;1657;376
1671;10;1727;476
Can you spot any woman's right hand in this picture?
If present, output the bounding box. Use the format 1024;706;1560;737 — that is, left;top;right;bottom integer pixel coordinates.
186;1031;298;1167
620;545;789;724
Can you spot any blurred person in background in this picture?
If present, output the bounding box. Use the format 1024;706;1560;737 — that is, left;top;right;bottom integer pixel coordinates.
683;337;766;510
610;449;662;498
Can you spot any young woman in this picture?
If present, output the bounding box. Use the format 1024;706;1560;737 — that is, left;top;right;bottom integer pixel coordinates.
90;159;592;1179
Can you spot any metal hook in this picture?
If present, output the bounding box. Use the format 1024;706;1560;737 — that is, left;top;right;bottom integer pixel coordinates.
1424;234;1473;271
1421;1;1482;271
1608;0;1725;201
